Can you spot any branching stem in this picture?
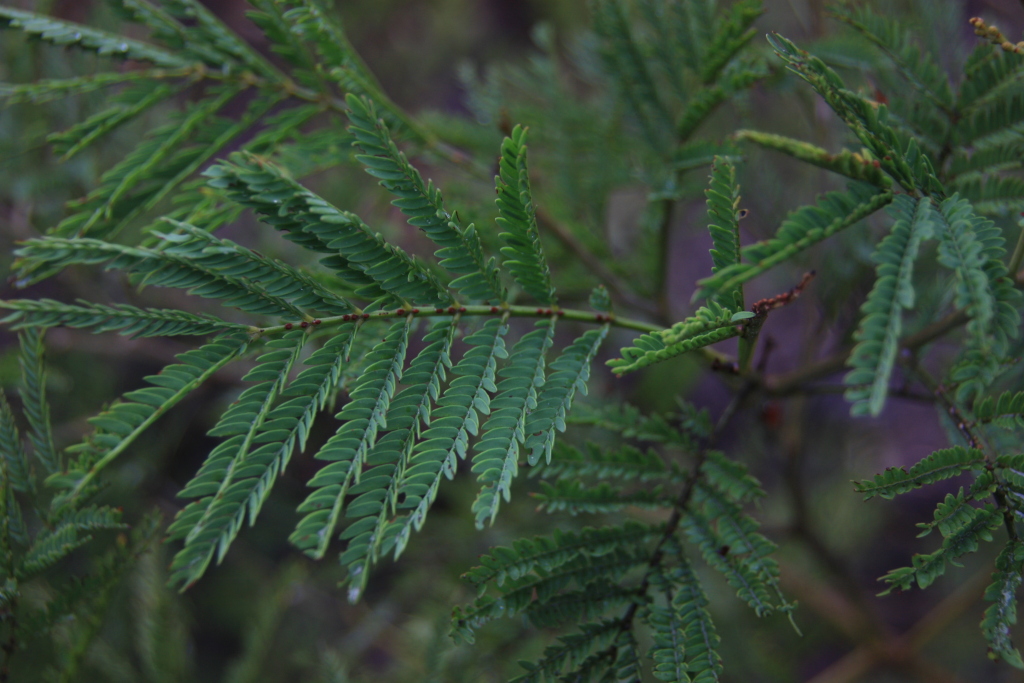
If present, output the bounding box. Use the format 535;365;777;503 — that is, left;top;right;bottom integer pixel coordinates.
254;304;664;336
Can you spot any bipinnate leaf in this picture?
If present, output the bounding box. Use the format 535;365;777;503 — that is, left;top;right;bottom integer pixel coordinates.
880;504;1002;593
0;6;185;66
19;329;58;477
608;303;739;375
385;318;509;553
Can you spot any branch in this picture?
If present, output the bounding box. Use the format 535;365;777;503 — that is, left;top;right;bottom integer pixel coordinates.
536;208;661;319
765;308;969;395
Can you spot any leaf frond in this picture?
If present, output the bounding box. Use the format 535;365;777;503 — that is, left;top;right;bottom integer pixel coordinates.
854;446;985;500
496;125;555;305
290;320;411;560
472;319;556;528
844;196;936;416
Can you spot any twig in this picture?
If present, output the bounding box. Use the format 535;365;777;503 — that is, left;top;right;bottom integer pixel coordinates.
765;308;969;395
536;208;661;318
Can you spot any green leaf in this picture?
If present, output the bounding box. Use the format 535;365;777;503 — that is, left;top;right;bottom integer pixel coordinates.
534;480;673;515
167;330;308;590
290;320;411;561
981;541;1024;668
705;157;744;310
525;326;609;465
0;6;186;66
386;318;510;556
54;333;249;500
472;319;556;528
591;0;673;148
205;152;451;307
880;504;1002;593
0;393;31;494
338;320;456;602
697;183;892;299
854;446;985;500
14;237;304;319
608;303;740;375
844;196;937;416
346;94;505;303
734;130;892;188
18;329;58;477
0;299;247;338
495;125;555;305
509;619;625;683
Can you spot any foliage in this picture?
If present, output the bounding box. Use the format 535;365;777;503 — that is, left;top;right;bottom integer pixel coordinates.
1;0;1024;680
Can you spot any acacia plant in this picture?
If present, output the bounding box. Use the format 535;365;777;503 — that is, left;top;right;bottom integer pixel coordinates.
1;0;1024;680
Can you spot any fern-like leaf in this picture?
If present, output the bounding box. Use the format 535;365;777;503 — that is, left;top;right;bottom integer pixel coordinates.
705;157;744;310
524;326;609;465
14;237;304;319
510;619;625;683
472;319;556;527
975;391;1024;430
18;507;126;579
48;81;181;161
495;125;555;305
385;318;509;553
844;196;936;416
767;33;942;194
155;219;353;316
538;442;683;484
880;504;1002;593
534;480;673;515
854;446;985;500
452;546;649;642
608;303;744;375
982;541;1024;668
205;153;449;307
50;333;249;497
646;540;723;683
592;0;673;148
829;5;953;113
699;0;763;85
697;184;892;298
734;130;892;188
934;196;1017;342
167;329;308;589
0;7;185;66
290;320;410;560
0;393;30;494
18;329;58;477
346;94;505;303
338;320;456;601
0;299;247;338
689;483;791;616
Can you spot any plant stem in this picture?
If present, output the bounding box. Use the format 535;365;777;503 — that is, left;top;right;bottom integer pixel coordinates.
535;208;661;319
765;308;969;395
253;304;664;336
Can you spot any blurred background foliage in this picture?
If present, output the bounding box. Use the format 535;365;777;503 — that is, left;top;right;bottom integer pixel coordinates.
3;0;1024;681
